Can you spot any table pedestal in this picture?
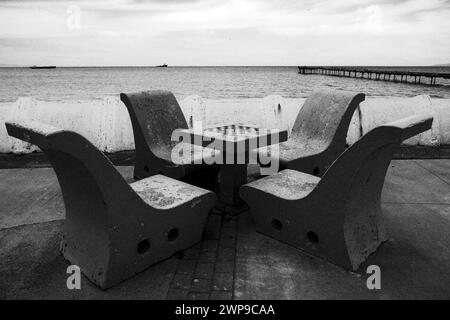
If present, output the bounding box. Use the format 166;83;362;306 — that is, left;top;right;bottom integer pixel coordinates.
218;164;247;206
179;124;288;215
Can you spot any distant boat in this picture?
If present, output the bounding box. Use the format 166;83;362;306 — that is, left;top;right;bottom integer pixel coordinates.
156;64;168;67
30;65;56;69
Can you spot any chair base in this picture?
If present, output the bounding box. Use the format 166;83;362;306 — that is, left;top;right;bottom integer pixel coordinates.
241;170;388;272
251;205;387;271
60;194;215;289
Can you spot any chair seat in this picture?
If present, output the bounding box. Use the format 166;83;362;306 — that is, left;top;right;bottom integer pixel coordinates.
130;174;212;209
243;169;320;200
252;139;324;163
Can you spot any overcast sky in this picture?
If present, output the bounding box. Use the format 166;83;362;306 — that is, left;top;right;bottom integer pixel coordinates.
0;0;449;66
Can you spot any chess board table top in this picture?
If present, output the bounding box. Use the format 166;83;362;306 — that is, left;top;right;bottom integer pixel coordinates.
180;123;288;154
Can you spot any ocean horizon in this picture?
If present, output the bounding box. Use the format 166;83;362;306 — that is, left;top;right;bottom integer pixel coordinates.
1;66;449;103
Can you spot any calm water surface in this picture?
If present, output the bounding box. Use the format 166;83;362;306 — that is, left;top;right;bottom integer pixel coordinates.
0;66;449;103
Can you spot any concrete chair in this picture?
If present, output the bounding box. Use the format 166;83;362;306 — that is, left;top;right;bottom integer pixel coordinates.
241;114;433;271
6;121;216;289
120;90;220;184
253;90;365;176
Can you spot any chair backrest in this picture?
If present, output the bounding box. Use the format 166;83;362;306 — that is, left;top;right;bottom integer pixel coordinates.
5;121;135;209
291;90;365;149
120;90;188;160
315;114;433;203
311;114;432;267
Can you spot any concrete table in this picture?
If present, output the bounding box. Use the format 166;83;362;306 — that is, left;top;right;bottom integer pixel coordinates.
180;124;288;207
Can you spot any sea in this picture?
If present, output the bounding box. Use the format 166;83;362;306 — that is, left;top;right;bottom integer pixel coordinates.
0;66;449;103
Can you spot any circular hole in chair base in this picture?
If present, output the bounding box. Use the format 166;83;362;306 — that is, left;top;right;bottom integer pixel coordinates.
143;165;150;173
168;228;179;242
306;231;319;244
137;239;150;255
271;219;283;231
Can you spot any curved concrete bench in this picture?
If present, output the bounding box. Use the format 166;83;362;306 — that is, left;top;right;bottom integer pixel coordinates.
120;90;220;183
5;121;216;289
252;89;365;176
241;114;433;271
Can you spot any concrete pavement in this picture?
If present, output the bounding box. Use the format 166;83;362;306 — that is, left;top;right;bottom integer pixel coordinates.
0;160;449;299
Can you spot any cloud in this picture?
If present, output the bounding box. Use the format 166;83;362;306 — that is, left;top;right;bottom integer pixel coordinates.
0;0;449;65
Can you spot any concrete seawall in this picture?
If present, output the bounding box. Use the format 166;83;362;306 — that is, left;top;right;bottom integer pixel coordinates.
0;95;449;154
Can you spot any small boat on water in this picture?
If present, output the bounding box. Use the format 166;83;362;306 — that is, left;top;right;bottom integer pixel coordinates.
156;64;168;68
30;65;56;69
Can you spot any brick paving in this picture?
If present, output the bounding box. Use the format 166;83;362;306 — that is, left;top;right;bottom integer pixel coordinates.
166;211;239;300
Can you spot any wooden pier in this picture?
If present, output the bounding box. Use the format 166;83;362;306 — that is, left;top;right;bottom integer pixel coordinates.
298;66;450;85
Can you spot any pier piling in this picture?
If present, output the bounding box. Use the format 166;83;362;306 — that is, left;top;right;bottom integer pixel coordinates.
297;66;449;86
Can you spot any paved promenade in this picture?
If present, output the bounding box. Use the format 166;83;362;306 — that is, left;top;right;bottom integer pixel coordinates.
1;160;449;299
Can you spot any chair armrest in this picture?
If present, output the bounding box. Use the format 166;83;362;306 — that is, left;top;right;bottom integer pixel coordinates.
5;121;63;148
384;114;433;141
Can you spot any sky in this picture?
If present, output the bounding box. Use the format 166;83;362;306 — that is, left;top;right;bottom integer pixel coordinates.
0;0;449;66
